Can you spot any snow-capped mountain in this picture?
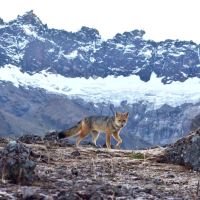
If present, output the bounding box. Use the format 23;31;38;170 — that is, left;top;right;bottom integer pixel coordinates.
0;11;200;149
1;11;200;83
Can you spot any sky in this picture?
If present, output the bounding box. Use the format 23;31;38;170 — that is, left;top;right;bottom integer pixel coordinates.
0;0;200;42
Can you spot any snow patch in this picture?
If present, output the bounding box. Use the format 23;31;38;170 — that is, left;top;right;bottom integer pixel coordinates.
140;49;152;58
0;64;200;109
170;52;185;57
64;50;78;59
22;25;38;37
116;44;124;49
48;48;55;53
90;57;95;63
79;41;100;53
0;25;8;29
22;25;45;41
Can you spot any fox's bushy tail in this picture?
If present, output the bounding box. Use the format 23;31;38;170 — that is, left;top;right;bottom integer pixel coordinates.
58;121;81;139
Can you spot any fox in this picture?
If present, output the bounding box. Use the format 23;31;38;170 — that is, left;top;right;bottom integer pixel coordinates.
58;112;129;149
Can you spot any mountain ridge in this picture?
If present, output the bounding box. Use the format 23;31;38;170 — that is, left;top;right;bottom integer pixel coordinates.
1;11;200;83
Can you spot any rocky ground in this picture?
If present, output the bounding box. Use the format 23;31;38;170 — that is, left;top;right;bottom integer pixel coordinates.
0;135;199;200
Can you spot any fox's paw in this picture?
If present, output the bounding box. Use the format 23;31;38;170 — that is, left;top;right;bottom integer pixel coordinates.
94;144;102;149
115;144;121;149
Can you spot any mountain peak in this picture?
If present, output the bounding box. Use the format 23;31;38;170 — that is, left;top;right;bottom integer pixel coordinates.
77;26;101;42
129;29;145;38
112;29;145;44
16;10;44;27
0;18;4;25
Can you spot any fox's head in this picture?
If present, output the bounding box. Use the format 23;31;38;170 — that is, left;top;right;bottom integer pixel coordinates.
114;112;129;128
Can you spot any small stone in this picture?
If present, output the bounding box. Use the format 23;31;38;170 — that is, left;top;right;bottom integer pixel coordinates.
71;167;78;176
71;150;81;157
165;172;175;178
153;178;163;185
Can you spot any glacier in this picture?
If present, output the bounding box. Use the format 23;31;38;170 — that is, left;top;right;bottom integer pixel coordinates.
0;64;200;108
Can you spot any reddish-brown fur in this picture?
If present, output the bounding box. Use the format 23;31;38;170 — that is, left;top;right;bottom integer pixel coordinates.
58;112;129;149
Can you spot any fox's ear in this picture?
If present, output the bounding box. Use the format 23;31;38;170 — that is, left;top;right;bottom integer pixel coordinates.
124;112;129;117
115;112;119;117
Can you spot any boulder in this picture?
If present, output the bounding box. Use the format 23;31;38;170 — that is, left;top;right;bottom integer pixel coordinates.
0;141;37;184
159;128;200;171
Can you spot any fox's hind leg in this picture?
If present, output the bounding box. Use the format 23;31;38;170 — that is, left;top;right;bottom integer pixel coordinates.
76;133;87;147
76;123;89;147
91;130;100;146
76;132;88;147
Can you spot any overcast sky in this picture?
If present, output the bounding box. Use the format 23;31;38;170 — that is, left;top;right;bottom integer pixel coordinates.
0;0;199;42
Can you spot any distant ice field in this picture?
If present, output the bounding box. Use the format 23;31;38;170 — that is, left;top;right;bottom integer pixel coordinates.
0;64;200;108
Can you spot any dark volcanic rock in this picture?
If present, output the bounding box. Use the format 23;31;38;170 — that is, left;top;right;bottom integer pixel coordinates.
0;141;37;184
18;134;43;144
71;150;81;157
58;138;74;147
43;131;59;141
44;131;74;147
159;128;200;171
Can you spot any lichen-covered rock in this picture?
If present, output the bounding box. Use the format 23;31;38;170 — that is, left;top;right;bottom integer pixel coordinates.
160;128;200;171
0;141;37;184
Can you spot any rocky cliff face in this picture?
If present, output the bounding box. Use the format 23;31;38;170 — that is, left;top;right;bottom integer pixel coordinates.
1;11;200;82
0;11;200;149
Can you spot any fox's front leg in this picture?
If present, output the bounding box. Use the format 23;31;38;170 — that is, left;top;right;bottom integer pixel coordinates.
113;132;122;149
105;132;111;149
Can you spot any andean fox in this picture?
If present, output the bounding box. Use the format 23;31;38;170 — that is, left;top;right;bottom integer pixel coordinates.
58;112;129;149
